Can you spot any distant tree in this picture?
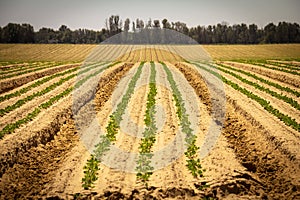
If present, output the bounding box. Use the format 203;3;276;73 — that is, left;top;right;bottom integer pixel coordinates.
146;18;152;28
1;15;300;44
136;18;144;30
20;23;34;43
140;20;144;29
58;25;72;43
153;20;160;28
1;23;34;43
35;27;57;43
264;23;277;43
289;23;300;43
106;15;122;36
0;27;3;42
249;24;258;44
124;18;130;32
277;22;289;43
132;22;136;32
173;21;188;34
162;19;171;29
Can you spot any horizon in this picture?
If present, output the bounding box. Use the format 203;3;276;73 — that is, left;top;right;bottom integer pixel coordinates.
0;0;299;31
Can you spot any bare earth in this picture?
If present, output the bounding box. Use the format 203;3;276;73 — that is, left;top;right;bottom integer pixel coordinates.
0;46;299;199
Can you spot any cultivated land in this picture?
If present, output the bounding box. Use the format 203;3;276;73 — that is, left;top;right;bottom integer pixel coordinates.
0;44;299;199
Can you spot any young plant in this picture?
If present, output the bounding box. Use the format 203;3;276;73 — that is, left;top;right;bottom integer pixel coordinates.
82;155;99;190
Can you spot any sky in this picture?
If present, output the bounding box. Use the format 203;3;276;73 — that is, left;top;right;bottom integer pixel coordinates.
0;0;299;31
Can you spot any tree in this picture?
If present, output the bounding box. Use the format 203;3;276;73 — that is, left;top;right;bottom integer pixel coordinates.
264;23;276;43
162;19;171;29
106;15;122;36
1;23;34;43
132;22;136;32
124;18;130;32
173;21;188;34
153;20;160;28
35;27;57;43
58;25;72;43
249;24;258;44
146;18;152;28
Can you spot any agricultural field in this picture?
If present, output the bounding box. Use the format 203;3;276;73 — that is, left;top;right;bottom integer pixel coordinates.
0;44;299;199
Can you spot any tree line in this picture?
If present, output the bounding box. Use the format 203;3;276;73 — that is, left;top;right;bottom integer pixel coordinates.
0;15;299;44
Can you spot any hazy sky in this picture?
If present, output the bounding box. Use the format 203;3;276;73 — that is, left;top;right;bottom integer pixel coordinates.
0;0;299;30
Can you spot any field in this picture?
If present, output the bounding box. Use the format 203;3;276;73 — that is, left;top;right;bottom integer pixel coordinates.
0;44;299;199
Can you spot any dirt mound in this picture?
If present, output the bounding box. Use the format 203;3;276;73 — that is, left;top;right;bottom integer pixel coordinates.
0;63;134;199
176;63;300;199
0;64;79;94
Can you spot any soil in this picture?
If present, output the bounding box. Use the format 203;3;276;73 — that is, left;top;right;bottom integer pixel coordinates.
223;61;300;88
0;60;299;199
0;63;79;94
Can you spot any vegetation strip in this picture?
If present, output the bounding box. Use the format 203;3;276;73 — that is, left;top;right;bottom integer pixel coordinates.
0;67;77;103
0;62;118;139
0;61;69;76
0;62;70;79
0;62;107;116
135;61;157;187
0;62;104;103
161;62;206;180
266;60;300;71
82;62;145;190
0;62;42;75
217;62;300;97
239;60;300;76
192;62;300;131
212;63;300;111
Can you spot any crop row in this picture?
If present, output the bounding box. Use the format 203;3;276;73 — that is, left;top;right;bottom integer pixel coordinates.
0;62;105;103
82;62;145;190
265;60;300;71
0;62;37;75
136;61;157;187
0;61;62;76
217;62;300;97
0;62;108;117
0;62;118;139
161;62;206;180
0;62;70;79
192;62;300;132
0;61;22;66
212;63;300;111
239;60;300;76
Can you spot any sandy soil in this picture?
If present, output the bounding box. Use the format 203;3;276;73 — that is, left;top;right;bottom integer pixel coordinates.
214;66;300;123
0;70;77;110
215;63;300;102
0;63;133;199
0;63;80;93
223;61;300;88
0;60;299;199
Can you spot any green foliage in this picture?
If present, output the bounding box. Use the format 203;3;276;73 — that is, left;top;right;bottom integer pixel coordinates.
82;155;99;190
241;60;300;76
161;62;206;182
217;62;300;97
90;62;145;189
0;73;77;116
0;67;77;103
265;60;300;71
0;62;115;139
0;62;106;104
106;115;119;141
0;62;47;75
136;61;157;186
1;62;65;79
212;63;300;111
93;61;144;153
192;62;300;132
